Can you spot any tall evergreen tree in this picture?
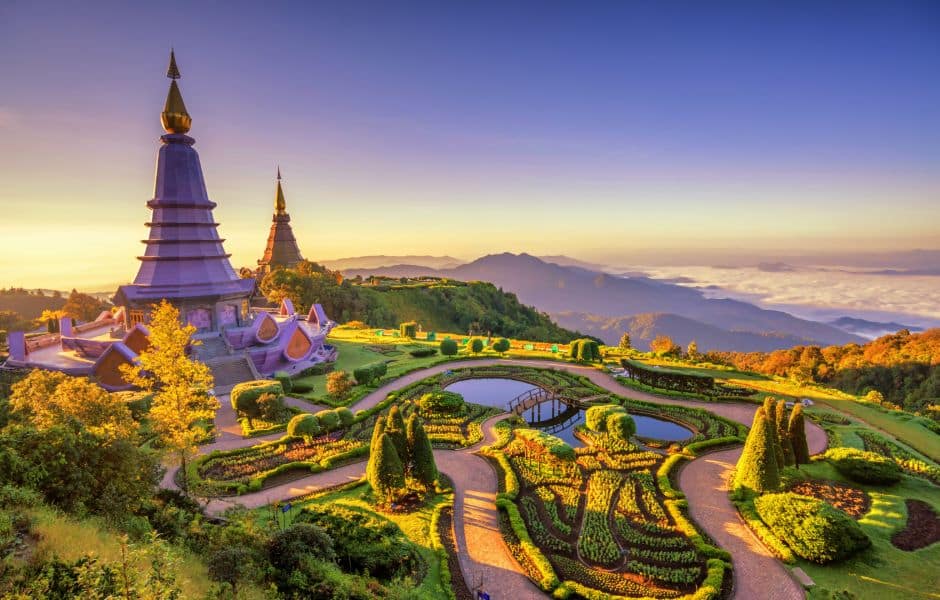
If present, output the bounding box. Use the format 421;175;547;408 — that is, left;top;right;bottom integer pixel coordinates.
369;418;386;457
367;433;405;504
763;397;785;469
789;403;810;466
385;405;408;460
733;407;780;493
775;401;795;466
407;414;438;488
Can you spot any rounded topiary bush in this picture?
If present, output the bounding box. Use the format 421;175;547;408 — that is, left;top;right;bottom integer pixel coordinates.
418;390;465;415
287;413;320;440
585;404;625;433
231;380;285;425
607;412;636;442
440;338;458;356
826;447;902;485
272;371;293;394
335;406;355;427
315;409;342;432
568;338;601;362
492;338;511;354
755;492;871;563
467;338;484;354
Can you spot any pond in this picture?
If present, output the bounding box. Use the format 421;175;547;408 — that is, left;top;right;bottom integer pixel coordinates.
444;377;692;447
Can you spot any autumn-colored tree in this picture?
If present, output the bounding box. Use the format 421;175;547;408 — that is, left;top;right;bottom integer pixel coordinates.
650;335;681;356
37;309;67;333
326;370;353;400
686;340;699;361
618;332;632;352
61;289;109;322
121;300;218;497
10;370;136;441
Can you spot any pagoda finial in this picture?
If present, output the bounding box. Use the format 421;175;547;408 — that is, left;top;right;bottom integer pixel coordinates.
161;50;191;134
167;49;181;80
274;168;287;215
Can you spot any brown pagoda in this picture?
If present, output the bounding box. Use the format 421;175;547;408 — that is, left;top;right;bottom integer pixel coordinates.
257;168;305;272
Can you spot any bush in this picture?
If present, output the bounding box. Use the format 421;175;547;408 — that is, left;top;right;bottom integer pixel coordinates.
206;546;256;591
335;407;354;427
326;370;352;400
272;371;293;394
315;409;342;432
733;407;780;493
466;338;484;354
399;322;418;338
826;447;902;485
367;433;405;504
568;338;601;362
354;362;387;385
409;347;437;358
287;413;320;440
755;492;870;563
492;338;511;354
230;380;284;426
607;412;636;442
267;522;336;576
256;393;290;423
515;429;575;461
440;339;458;356
585;404;625;433
418;390;465;415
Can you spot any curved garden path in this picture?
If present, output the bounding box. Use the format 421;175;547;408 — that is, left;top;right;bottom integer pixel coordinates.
168;358;828;600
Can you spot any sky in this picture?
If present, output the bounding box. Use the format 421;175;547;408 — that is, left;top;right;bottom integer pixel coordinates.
1;0;938;290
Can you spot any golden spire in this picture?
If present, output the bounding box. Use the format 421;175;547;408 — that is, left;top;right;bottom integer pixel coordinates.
160;49;191;134
274;166;287;215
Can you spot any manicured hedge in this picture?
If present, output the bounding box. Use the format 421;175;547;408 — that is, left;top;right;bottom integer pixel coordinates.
621;359;716;395
515;428;576;461
353;361;388;385
418;390;465;414
409;347;438;358
273;371;293;394
826;447;902;485
755;492;871;563
495;498;560;591
399;321;417;338
569;338;601;362
230;380;284;421
440;338;458;356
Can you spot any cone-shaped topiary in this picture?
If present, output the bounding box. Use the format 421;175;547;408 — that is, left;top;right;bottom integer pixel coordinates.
775;400;795;467
607;412;636;443
367;433;405;504
789;403;810;466
369;418;386;457
733;407;780;493
407;414;437;488
385;405;408;460
763;397;786;470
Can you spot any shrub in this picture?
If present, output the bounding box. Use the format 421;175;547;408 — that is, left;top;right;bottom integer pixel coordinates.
335;406;354;427
406;414;437;487
775;399;795;467
353;361;388;385
326;370;353;400
466;338;484;354
585;404;625;433
440;338;458;356
568;338;601;362
515;429;575;461
492;338;511;354
607;412;636;442
399;322;418;338
272;371;293;394
409;347;437;358
367;434;405;504
418;390;465;415
755;492;870;563
206;546;256;591
789;403;810;465
733;407;780;493
826;447;902;485
315;409;342;432
291;381;314;394
230;380;284;426
287;413;320;440
267;522;336;575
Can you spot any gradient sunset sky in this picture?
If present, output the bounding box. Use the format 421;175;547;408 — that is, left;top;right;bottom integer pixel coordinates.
1;1;938;289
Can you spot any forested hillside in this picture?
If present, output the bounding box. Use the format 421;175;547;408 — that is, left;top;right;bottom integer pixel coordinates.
708;328;940;416
257;264;585;343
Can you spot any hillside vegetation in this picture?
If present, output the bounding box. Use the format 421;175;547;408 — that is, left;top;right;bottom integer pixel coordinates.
708;328;940;417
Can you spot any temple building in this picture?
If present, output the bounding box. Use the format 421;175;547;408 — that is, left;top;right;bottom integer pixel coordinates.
257;168;305;273
3;52;337;391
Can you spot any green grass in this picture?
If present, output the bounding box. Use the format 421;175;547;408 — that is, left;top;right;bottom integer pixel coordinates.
276;481;452;598
788;462;940;600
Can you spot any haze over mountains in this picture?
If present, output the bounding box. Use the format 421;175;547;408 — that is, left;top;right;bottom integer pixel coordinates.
339;253;873;352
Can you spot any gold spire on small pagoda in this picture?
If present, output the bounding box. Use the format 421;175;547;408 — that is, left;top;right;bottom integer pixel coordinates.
161;49;192;134
274;166;287;215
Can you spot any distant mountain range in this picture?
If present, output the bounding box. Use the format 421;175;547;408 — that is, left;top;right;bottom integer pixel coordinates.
342;252;866;352
321;255;464;271
826;316;922;339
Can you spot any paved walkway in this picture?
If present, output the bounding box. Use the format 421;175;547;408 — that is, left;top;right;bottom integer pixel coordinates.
172;358;831;600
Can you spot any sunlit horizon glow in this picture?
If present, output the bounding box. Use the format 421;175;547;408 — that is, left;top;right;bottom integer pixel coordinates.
1;1;938;290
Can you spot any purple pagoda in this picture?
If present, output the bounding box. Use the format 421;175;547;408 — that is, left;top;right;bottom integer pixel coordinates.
257;168;305;273
3;52;337;391
112;50;255;333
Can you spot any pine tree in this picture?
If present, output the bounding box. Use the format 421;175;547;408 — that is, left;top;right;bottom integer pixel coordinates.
763;397;785;470
385;405;408;460
733;407;780;493
407;414;438;488
367;433;405;504
789;403;810;466
775;400;795;466
369;418;386;457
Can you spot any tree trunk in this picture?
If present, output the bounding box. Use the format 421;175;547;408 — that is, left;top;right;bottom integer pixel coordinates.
180;450;189;496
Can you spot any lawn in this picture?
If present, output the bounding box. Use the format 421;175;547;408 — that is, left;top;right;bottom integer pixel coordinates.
277;481;453;599
791;461;940;600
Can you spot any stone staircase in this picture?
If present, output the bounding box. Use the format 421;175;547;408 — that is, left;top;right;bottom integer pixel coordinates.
193;335;231;361
205;355;258;394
